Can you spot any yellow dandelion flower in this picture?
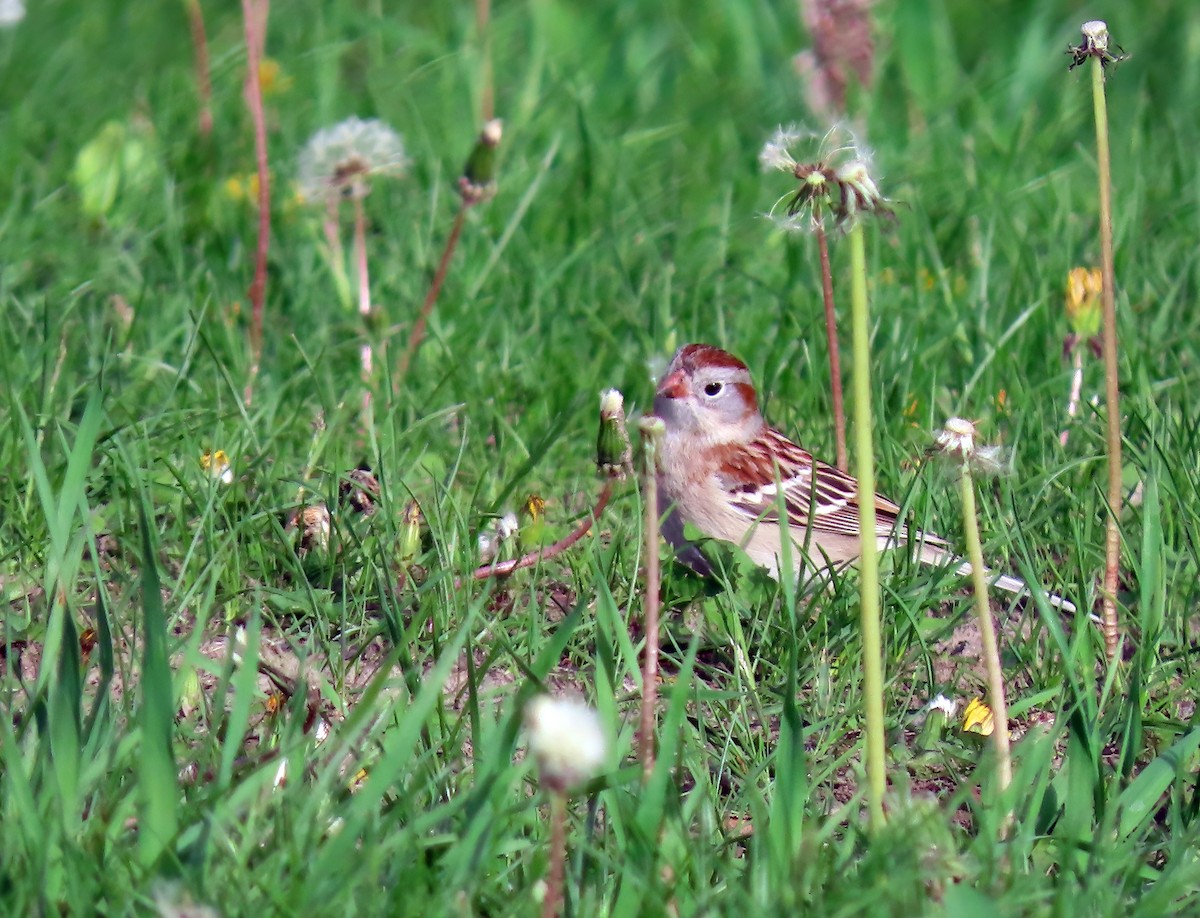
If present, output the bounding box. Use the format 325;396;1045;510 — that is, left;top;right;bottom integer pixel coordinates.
200;449;233;484
1065;267;1103;338
258;57;293;97
962;697;994;735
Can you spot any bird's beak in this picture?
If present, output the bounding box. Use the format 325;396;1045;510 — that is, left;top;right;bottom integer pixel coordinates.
656;368;689;400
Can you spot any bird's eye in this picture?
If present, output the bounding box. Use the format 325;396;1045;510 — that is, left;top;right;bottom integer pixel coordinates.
703;382;723;397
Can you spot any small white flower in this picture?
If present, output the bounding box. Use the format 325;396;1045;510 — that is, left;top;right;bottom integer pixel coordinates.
0;0;25;27
497;511;520;542
297;117;409;203
927;694;958;717
524;694;607;793
478;530;499;564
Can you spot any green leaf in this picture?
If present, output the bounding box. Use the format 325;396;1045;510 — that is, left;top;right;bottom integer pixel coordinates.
1118;727;1200;841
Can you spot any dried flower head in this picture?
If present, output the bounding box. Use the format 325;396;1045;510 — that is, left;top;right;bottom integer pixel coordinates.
931;417;1011;478
760;123;890;232
200;449;233;485
1067;20;1127;72
288;504;331;555
524;694;607;793
597;389;633;480
297;117;409;203
340;467;380;516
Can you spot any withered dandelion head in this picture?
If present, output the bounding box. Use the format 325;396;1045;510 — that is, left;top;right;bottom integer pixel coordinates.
932;417;1011;478
1067;20;1127;72
297;117;409;203
760;122;890;233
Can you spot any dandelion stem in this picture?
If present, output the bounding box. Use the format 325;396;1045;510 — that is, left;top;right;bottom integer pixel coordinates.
353;193;374;416
847;221;885;832
398;204;467;383
240;0;271;407
815;222;848;471
1091;51;1123;662
1060;347;1084;446
542;791;567;918
184;0;213;138
638;420;663;783
958;468;1013;796
476;0;494;122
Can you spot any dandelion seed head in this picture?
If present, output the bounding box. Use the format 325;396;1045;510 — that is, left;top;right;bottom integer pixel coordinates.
933;418;1012;478
761;121;887;232
0;0;25;27
297;117;409;203
497;511;520;542
525;694;607;793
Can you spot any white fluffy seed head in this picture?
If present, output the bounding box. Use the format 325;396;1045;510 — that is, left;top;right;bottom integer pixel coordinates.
524;695;607;793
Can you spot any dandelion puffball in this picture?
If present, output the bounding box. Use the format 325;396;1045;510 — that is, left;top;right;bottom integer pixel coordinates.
524;695;607;793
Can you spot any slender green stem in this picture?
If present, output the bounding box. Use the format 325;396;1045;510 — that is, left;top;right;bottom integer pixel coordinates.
815;223;848;472
1091;53;1123;662
847;222;885;832
959;469;1013;795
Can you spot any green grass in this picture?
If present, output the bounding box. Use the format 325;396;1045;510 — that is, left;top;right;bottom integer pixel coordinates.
3;0;1200;914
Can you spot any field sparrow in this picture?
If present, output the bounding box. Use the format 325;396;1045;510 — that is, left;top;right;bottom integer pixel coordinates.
653;343;1073;610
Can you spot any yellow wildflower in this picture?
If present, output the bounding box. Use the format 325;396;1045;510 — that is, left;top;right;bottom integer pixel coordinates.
962;697;994;736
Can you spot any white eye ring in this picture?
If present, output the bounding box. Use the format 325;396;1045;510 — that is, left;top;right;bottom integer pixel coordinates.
703;381;723;397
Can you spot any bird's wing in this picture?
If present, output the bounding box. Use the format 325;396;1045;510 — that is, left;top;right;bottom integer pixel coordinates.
717;426;918;544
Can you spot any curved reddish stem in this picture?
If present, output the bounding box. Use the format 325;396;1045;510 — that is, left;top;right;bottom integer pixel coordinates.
454;483;613;587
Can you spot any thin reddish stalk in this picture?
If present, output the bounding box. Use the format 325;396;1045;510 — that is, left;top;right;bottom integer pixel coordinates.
353;194;374;415
541;792;567;918
241;0;271;407
1092;52;1122;662
461;482;612;585
476;0;494;122
815;223;848;471
639;457;660;782
185;0;213;137
398;204;467;382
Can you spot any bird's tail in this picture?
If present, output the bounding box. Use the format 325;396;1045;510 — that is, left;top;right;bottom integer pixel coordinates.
915;544;1077;614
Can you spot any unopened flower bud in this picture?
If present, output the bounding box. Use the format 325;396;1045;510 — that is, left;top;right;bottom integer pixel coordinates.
459;118;503;206
596;389;633;480
398;500;423;564
638;415;666;476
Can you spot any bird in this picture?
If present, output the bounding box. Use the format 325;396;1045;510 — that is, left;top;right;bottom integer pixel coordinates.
652;342;1074;611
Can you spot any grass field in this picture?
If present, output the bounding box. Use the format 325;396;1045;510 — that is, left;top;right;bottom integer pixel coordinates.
3;0;1200;914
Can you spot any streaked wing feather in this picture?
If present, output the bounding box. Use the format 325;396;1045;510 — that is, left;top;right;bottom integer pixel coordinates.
720;427;910;542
